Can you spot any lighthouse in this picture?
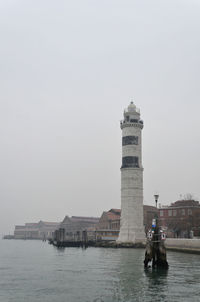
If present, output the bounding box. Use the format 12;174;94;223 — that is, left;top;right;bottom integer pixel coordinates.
117;102;145;243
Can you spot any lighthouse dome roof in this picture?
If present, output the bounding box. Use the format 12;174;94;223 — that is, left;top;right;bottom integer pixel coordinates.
128;101;136;112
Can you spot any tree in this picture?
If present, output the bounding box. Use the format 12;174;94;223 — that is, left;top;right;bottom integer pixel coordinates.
183;193;195;201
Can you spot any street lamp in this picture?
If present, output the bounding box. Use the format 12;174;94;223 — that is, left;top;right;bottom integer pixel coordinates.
154;194;159;209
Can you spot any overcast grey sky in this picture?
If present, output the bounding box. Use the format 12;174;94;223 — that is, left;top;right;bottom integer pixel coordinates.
0;0;200;234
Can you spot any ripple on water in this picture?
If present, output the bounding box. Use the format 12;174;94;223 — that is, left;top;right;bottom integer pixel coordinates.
1;241;200;302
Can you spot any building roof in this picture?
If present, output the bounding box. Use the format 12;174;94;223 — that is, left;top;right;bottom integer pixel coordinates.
109;208;121;214
143;205;158;211
25;223;38;227
107;211;121;221
60;215;99;226
39;221;60;226
160;200;200;209
71;216;99;222
170;200;199;207
61;216;72;224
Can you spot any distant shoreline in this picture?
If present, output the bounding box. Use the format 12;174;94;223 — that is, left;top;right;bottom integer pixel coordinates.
3;237;200;255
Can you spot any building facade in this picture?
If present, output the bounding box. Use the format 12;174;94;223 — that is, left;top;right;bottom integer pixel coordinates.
118;102;145;243
54;216;99;242
14;221;60;240
159;200;200;238
96;209;121;241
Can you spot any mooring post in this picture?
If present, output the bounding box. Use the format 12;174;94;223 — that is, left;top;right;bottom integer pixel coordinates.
144;194;168;269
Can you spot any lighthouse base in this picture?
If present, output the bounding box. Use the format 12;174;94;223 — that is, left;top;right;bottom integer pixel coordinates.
117;227;146;244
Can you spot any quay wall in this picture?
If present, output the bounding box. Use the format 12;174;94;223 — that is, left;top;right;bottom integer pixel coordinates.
165;238;200;253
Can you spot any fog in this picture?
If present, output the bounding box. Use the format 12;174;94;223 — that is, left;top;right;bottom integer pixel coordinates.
0;0;200;234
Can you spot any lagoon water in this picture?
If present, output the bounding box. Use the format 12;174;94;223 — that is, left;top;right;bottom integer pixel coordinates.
0;240;200;302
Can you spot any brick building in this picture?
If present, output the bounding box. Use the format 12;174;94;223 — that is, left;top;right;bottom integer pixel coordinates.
96;206;158;241
96;209;121;240
159;200;200;238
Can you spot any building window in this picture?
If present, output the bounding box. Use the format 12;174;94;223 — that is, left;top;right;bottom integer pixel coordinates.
126;116;129;122
188;209;192;215
160;210;163;217
173;210;177;216
168;210;172;216
122;136;138;146
122;156;139;168
181;209;185;215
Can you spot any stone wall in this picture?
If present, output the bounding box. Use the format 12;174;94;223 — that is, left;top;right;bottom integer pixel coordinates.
165;238;200;252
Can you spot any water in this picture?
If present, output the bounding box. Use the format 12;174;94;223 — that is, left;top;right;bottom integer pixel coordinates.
0;240;200;302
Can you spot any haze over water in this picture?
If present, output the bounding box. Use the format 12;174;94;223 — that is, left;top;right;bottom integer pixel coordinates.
1;240;200;302
1;0;200;235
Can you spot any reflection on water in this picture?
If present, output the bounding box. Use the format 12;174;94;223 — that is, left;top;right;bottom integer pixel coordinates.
144;268;169;302
0;240;200;302
116;249;169;302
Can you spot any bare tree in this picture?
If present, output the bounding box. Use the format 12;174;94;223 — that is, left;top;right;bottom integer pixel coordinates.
183;193;195;201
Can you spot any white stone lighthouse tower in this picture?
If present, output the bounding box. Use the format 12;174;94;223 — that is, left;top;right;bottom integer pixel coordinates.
117;102;145;243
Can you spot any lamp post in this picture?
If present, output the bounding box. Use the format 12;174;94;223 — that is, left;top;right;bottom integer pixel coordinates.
154;194;159;209
152;194;159;267
151;194;159;230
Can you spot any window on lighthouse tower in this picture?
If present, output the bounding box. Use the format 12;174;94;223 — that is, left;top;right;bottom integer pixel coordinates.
122;156;139;168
